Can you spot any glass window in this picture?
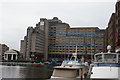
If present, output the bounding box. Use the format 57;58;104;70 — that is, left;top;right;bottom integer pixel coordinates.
95;54;102;62
104;54;116;63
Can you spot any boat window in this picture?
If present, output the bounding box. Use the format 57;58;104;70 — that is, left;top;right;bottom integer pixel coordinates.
96;54;102;62
95;63;120;67
118;55;120;64
68;61;78;64
104;54;116;63
62;61;69;65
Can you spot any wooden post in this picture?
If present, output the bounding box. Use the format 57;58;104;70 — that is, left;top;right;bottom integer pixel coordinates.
80;68;83;80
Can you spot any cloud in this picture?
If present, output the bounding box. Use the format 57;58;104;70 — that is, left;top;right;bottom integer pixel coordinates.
0;0;117;3
0;1;116;50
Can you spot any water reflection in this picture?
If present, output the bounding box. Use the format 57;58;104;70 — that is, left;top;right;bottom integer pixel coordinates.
0;65;53;79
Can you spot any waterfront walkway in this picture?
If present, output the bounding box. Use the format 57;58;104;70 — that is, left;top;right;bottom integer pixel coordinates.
0;62;33;65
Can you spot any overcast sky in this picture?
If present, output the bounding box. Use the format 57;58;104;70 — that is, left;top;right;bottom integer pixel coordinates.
0;0;117;50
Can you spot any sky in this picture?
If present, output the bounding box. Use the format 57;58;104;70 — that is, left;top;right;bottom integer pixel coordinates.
0;0;117;51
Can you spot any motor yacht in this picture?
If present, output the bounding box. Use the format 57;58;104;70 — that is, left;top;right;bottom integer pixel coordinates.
89;45;120;80
50;46;89;80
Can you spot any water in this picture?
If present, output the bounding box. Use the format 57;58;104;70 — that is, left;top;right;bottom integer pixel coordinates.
0;64;120;80
0;64;53;80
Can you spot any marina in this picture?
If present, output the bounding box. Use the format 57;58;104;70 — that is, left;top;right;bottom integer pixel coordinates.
0;46;120;80
0;0;120;80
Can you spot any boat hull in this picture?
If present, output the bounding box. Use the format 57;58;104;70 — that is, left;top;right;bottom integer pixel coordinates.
33;63;43;66
90;67;119;80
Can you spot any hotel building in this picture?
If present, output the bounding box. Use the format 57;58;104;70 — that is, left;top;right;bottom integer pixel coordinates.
20;17;105;60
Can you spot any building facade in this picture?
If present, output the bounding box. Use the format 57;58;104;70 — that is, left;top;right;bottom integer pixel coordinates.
104;0;120;52
104;13;116;52
0;44;9;60
20;26;45;60
20;17;105;60
116;0;120;52
4;49;18;60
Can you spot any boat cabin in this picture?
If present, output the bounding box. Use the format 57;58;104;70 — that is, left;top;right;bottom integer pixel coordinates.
93;52;120;67
94;53;119;63
51;61;89;79
52;66;82;78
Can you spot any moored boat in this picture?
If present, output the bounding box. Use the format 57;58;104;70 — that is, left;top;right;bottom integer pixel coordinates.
50;46;89;80
33;62;44;66
89;45;120;80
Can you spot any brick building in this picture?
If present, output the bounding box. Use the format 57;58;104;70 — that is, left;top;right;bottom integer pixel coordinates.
0;44;9;60
104;0;120;52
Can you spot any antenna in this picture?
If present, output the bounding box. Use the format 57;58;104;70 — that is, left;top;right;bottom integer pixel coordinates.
75;45;77;53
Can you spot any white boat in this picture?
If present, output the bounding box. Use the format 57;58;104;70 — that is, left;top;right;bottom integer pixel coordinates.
50;46;89;80
90;45;120;80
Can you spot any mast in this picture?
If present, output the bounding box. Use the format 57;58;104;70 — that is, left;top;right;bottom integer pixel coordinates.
72;45;77;61
75;45;77;53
